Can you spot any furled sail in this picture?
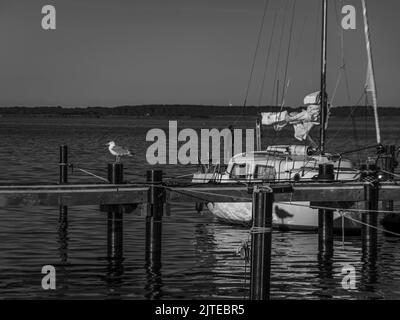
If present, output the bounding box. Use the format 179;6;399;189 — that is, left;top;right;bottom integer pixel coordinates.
361;0;381;144
261;92;320;141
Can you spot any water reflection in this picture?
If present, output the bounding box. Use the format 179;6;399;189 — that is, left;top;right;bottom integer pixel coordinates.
361;235;378;291
144;216;163;299
56;205;69;298
58;206;69;264
105;206;124;299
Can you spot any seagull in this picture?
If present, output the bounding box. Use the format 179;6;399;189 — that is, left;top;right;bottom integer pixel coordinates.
106;141;132;163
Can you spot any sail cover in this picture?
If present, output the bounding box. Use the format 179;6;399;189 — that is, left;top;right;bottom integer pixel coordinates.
261;92;320;141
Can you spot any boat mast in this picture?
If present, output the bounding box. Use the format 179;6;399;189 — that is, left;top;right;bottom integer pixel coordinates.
319;0;328;154
361;0;381;144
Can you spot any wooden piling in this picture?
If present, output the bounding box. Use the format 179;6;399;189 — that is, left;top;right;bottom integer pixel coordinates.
59;145;68;184
362;180;378;250
317;164;334;254
250;186;273;300
106;164;124;262
146;170;165;218
382;145;396;211
361;171;379;284
195;202;204;213
108;163;123;184
255;118;261;151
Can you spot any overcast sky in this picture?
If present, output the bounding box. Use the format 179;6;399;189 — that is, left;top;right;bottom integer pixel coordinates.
0;0;399;107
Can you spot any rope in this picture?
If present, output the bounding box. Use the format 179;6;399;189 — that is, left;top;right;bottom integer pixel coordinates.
341;212;400;237
380;169;400;180
280;201;400;215
75;167;109;183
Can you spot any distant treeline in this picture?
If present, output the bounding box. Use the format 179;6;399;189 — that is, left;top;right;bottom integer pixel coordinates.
0;105;398;118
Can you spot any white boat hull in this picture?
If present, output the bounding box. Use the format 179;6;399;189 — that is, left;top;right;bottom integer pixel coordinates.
196;145;362;232
207;201;360;232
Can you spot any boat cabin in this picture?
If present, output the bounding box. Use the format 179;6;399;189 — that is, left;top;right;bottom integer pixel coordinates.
194;145;357;183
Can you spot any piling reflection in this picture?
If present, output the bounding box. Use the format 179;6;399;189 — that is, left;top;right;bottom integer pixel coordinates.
56;205;69;297
317;250;334;279
106;205;124;297
58;206;69;263
361;224;378;289
315;249;334;298
144;216;163;299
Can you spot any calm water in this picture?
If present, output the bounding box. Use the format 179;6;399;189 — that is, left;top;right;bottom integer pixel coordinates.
0;115;400;300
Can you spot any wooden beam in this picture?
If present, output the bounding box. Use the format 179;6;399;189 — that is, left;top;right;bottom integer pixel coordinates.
275;183;365;202
0;184;148;207
168;183;367;203
379;182;400;201
0;181;399;207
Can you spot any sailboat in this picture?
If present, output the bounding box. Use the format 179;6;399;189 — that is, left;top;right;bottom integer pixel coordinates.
192;0;383;232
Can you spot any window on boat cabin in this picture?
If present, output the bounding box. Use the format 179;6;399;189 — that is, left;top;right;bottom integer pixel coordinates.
230;163;247;179
254;165;276;180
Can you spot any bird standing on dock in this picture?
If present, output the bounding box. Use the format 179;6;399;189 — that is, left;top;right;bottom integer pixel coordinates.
106;141;132;163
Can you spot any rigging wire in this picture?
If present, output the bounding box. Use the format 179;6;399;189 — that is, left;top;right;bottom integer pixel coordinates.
258;8;278;107
310;0;321;90
269;0;290;148
270;0;296;152
241;0;270;108
232;0;270;126
271;0;290;106
326;91;366;147
280;0;297;105
329;0;358;156
364;89;370;159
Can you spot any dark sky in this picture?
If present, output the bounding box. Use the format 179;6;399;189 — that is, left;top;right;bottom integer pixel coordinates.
0;0;399;107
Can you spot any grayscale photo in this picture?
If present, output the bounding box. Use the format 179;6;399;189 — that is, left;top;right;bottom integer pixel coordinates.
0;0;399;311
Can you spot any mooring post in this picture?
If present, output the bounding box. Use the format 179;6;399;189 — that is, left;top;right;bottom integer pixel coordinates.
250;186;273;300
146;170;165;218
362;173;379;251
108;163;124;184
59;145;68;184
106;164;124;263
255;118;262;151
317;163;334;254
361;170;379;284
382;145;396;211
